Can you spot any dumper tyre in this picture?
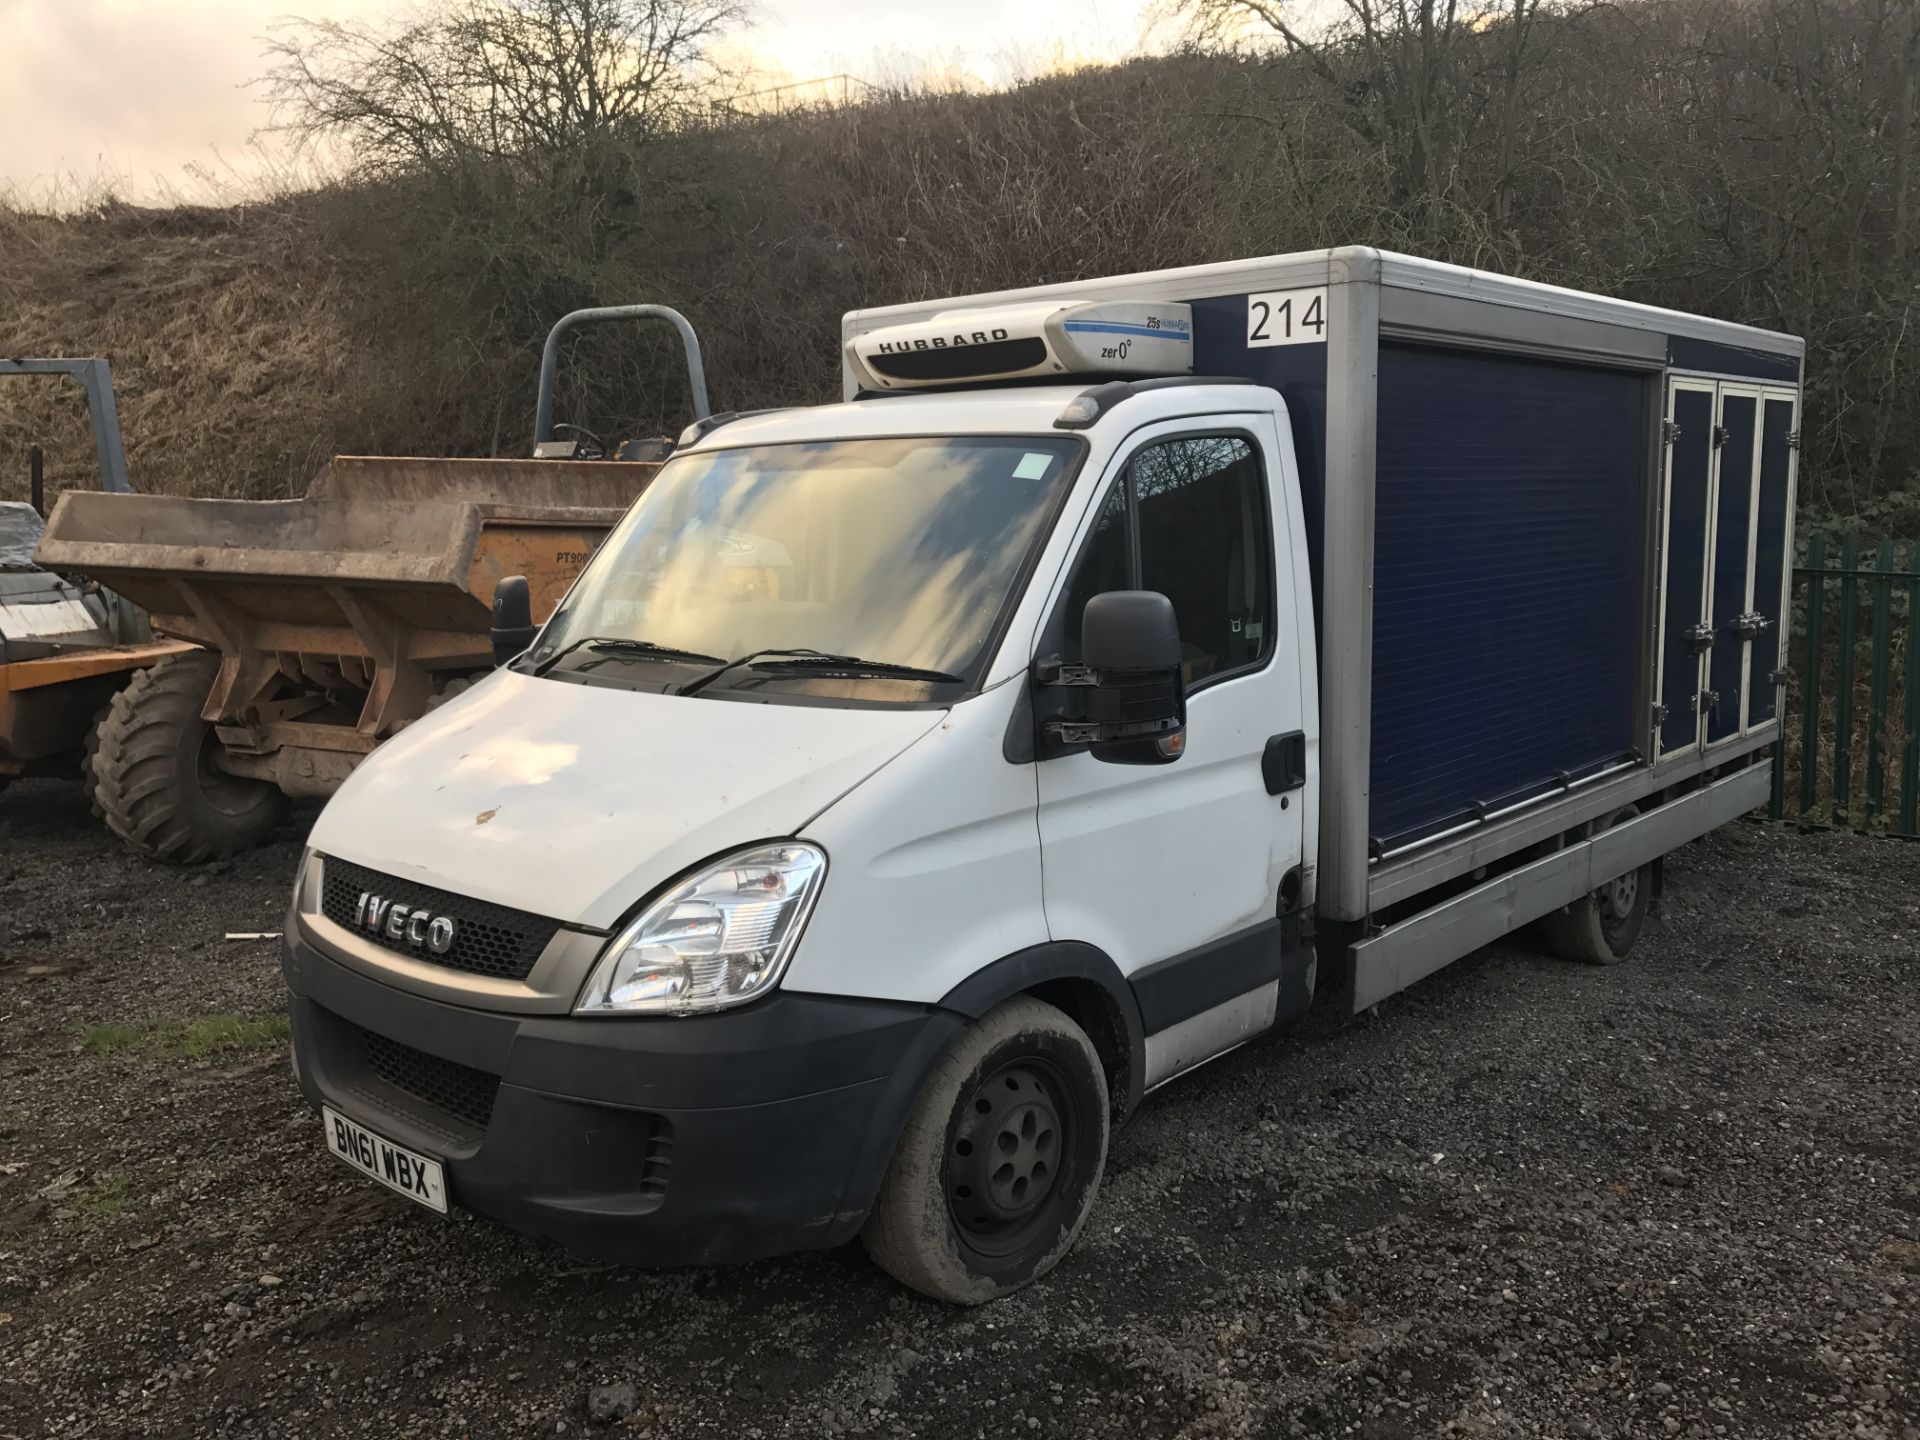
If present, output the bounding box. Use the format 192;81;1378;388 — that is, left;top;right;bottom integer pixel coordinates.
1542;805;1650;965
82;704;109;819
861;997;1108;1305
91;651;287;865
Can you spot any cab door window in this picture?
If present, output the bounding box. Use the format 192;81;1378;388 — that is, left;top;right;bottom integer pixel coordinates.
1056;434;1272;688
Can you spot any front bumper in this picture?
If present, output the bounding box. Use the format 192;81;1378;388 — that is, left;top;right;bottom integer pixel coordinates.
283;928;961;1265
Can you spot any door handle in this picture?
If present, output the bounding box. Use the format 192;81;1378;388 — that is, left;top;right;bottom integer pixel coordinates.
1262;732;1307;795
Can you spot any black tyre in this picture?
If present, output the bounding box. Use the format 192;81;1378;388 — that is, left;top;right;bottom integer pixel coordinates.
81;703;109;818
91;651;287;865
1542;805;1650;964
862;997;1109;1304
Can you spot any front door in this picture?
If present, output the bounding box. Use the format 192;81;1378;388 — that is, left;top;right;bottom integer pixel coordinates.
1033;417;1308;1089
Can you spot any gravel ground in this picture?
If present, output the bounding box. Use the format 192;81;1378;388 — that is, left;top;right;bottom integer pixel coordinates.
1;776;1916;1440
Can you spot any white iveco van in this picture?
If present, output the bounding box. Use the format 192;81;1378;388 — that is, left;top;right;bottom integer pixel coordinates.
285;250;1798;1302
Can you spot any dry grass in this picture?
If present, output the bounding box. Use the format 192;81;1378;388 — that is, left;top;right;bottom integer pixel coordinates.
77;1012;292;1058
0;196;350;503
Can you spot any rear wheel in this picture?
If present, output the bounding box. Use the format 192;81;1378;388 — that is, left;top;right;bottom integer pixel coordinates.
1542;805;1651;964
862;997;1108;1304
91;651;287;864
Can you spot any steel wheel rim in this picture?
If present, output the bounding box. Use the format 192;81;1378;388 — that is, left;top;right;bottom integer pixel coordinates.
1603;868;1638;921
194;726;262;817
945;1058;1073;1258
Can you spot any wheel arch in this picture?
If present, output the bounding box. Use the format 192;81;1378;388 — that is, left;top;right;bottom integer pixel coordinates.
938;941;1146;1122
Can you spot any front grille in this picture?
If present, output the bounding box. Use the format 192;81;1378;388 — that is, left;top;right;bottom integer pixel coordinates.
361;1029;501;1132
320;856;559;981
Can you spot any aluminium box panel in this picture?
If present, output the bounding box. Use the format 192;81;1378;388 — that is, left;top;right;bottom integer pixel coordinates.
1654;375;1799;760
1705;389;1761;745
1666;336;1801;383
1367;344;1649;849
1658;383;1718;756
1748;395;1797;726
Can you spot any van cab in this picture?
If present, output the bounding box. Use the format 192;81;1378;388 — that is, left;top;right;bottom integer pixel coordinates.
286;376;1317;1303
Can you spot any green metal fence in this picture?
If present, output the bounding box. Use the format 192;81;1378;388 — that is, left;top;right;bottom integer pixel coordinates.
1769;533;1920;838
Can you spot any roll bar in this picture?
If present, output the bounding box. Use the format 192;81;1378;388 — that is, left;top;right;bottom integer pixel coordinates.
532;304;711;448
0;359;132;493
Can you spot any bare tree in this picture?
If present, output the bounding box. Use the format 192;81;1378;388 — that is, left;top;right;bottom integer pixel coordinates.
265;0;745;183
1171;0;1563;237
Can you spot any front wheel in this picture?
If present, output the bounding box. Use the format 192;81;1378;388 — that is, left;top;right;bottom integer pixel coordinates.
862;997;1109;1304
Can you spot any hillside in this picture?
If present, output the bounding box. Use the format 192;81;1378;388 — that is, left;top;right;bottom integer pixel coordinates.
1;5;1914;518
0;198;347;501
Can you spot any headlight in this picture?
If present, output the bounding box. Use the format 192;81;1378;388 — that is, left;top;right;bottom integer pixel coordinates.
575;842;826;1016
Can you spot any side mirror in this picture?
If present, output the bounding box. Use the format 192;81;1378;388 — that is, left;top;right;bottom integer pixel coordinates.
491;575;536;667
1055;591;1186;764
1082;590;1181;674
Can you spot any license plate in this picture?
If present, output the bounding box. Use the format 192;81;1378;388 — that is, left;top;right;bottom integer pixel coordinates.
322;1106;448;1214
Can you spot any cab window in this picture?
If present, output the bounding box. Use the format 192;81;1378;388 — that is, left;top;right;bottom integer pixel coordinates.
1056;434;1272;687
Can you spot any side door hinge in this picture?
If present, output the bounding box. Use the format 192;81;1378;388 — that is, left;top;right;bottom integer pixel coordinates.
1712;425;1730;449
1787;429;1801;451
1662;419;1680;447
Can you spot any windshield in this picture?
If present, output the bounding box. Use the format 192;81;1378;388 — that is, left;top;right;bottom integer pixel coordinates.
534;435;1082;698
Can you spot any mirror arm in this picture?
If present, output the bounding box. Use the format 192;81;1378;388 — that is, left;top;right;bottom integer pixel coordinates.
1045;718;1106;746
1032;656;1103;750
1032;657;1101;689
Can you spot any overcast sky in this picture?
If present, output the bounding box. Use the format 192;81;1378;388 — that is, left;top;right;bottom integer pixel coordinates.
0;0;1157;204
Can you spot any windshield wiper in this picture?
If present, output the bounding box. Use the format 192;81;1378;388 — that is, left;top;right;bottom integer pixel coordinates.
678;648;962;697
527;636;724;677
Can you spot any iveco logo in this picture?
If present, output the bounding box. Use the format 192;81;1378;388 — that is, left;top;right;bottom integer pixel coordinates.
355;892;457;954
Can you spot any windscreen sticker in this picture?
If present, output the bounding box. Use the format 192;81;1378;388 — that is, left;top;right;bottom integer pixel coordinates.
1013;452;1054;480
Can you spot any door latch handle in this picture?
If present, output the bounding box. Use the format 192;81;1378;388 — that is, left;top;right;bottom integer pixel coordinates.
1685;622;1715;653
1731;611;1772;637
1262;731;1307;795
